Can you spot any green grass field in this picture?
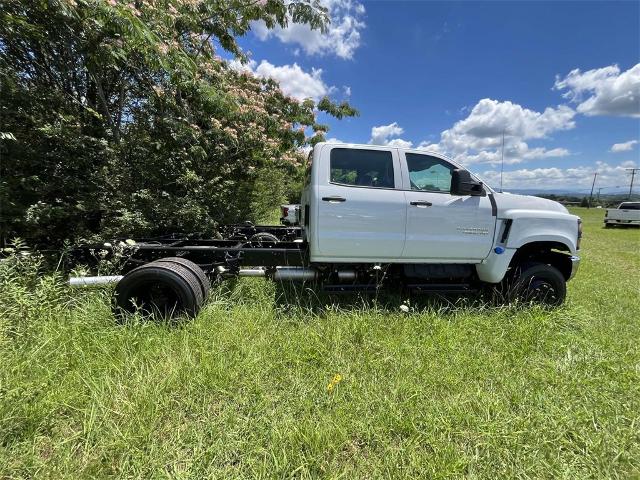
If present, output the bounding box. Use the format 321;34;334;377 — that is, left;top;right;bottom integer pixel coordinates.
1;207;639;478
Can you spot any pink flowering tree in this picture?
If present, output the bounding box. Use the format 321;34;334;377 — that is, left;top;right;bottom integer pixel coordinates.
0;0;358;245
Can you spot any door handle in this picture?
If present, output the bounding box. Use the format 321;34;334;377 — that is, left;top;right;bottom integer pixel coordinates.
322;196;346;202
410;201;432;207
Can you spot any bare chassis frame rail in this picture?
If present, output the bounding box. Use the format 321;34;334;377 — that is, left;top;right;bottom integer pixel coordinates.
69;223;486;299
72;224;307;274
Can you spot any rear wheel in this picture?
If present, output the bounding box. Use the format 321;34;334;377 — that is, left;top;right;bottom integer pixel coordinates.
153;257;210;300
113;262;204;319
506;262;567;307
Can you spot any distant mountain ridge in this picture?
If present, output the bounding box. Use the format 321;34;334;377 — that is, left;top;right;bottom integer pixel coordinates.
502;188;633;196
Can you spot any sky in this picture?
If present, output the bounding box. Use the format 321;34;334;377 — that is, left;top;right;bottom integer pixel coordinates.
229;0;639;192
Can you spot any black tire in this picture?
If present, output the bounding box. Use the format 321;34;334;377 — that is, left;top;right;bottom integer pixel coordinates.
507;262;567;307
153;257;210;300
604;223;612;229
113;262;204;318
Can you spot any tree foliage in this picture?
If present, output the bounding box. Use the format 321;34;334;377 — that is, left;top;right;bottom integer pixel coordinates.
0;0;356;246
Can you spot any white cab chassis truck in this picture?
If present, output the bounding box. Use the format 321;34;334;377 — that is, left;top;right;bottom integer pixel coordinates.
71;143;582;317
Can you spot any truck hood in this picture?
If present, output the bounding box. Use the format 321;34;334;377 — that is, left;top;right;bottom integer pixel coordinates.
492;192;569;215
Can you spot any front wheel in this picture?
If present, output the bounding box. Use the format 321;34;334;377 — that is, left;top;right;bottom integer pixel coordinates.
506;262;567;307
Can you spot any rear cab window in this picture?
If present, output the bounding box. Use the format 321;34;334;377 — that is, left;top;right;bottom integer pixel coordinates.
619;202;640;210
330;148;395;189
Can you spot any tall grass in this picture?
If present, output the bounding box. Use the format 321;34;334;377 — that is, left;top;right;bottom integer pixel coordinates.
0;208;638;478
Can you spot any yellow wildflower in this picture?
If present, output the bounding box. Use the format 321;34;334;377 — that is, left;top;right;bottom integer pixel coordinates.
326;373;343;393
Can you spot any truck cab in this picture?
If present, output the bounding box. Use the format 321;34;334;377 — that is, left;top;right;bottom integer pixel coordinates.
299;142;581;303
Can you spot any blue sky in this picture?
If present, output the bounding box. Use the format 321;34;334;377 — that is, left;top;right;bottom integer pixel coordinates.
230;0;639;192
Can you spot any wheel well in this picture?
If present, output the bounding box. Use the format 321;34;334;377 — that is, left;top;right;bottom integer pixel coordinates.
509;241;573;280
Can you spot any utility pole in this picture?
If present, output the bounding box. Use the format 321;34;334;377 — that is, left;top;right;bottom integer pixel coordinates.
588;172;597;209
499;129;505;193
626;168;639;200
597;186;620;203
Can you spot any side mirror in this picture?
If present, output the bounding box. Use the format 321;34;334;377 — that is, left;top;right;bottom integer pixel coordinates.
451;169;485;196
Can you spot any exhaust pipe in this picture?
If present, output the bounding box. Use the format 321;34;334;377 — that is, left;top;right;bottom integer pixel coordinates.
70;266;325;286
69;275;123;286
237;268;267;277
216;266;267;277
273;267;318;281
217;266;318;281
337;270;357;281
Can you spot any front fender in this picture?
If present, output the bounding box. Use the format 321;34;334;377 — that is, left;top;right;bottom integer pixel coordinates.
502;210;579;254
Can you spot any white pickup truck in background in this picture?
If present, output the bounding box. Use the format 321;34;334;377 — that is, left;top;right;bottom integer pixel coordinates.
604;202;640;227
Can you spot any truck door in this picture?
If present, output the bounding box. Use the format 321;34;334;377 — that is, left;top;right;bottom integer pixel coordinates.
400;151;496;261
315;146;407;261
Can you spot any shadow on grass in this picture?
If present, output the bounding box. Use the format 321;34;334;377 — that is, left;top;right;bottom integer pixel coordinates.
210;277;498;319
113;278;546;326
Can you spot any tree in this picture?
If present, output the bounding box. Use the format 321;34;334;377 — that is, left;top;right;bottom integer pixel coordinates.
0;0;356;246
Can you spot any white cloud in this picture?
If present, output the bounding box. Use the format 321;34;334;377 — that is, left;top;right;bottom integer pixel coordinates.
369;122;413;148
554;63;640;118
254;61;329;101
448;99;575;140
481;161;638;190
227;58;257;74
368;101;574;164
228;59;331;102
417;140;437;150
386;138;414;148
370;122;403;144
420;98;575;165
251;0;366;59
459;144;571;166
610;139;638;153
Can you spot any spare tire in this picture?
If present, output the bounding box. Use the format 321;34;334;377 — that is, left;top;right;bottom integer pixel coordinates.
113;262;204;318
153;257;210;300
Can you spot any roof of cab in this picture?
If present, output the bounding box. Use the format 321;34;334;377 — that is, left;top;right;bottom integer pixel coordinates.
315;141;458;165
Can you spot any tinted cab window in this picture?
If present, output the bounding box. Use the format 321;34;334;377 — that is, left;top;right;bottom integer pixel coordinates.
406;153;455;193
619;202;640;210
330;148;395;188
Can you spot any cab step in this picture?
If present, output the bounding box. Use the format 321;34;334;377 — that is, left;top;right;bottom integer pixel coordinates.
407;283;476;294
322;284;380;293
